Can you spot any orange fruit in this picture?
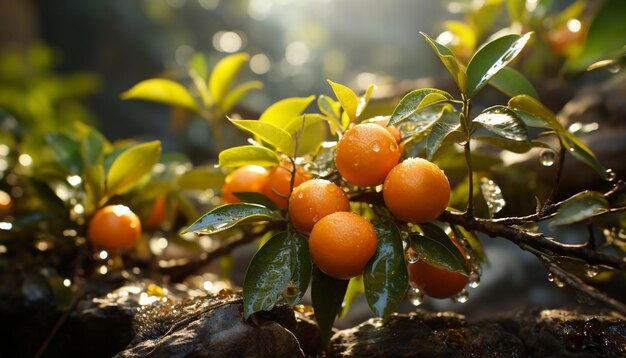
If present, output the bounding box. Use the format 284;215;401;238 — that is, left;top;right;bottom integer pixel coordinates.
309;211;377;280
288;179;350;232
221;165;269;204
145;196;167;230
407;238;469;299
88;205;142;251
335;123;400;187
369;116;402;143
383;157;450;223
262;163;310;209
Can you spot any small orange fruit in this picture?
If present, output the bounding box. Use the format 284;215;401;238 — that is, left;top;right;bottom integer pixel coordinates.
288;179;350;232
309;211;378;280
369;116;402;143
262;163;310;209
145;196;167;230
88;205;142;251
407;238;469;299
221;165;269;204
383;157;450;223
335;123;400;187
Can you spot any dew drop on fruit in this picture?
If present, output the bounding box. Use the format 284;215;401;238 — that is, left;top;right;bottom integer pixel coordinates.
283;282;299;306
406;249;419;264
469;274;480;288
372;142;381;153
453;288;469;303
407;287;423;306
605;169;617;181
584;264;599;278
539;149;556;167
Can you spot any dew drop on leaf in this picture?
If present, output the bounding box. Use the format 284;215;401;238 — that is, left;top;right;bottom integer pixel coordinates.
605;169;616;181
406;249;419;264
469;274;480;288
452;288;469;303
407;287;424;306
539;149;556;167
282;282;299;306
584;264;599;278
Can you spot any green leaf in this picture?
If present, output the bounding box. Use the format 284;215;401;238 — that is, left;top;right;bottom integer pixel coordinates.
311;268;349;346
218;145;281;168
45;133;83;175
550;191;608;227
426;110;461;160
189;52;208;80
121;78;200;113
259;96;316;127
420;32;468;94
356;84;376;117
327;80;359;121
83;165;104;208
473;106;530;142
81;128;107;167
177;166;226;190
411;223;470;275
232;192;278;210
220;80;263;114
284;114;328;156
474;135;533;153
466;33;532;98
389;88;453;125
105;140;162;197
338;276;364;319
182;203;283;234
209;53;249;105
562;136;610;180
363;222;408;318
318;95;342;135
243;232;310;319
489;67;539;99
229;119;294;154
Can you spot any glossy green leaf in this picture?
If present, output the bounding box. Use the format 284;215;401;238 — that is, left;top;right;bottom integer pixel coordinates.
183;203;283;234
232;192;278;210
411;223;470;275
474;135;533;153
421;32;468;93
177;166;226;190
220;80;263;114
426;110;461;160
105;140;161;197
121;79;200;113
562;136;610;180
318;94;341;119
473;106;530;142
364;222;408;318
327;80;359;121
45;133;83;175
81;128;107;167
338;276;364;319
453;225;488;265
311;268;349;346
284;114;328;156
218;145;281;168
466;33;531;98
389;88;453;125
356;84;376;117
259;96;316;127
243;232;311;319
229;119;294;154
489;67;539;99
550;191;608;227
209;53;249;104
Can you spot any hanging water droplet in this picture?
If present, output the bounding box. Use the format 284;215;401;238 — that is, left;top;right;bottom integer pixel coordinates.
407;287;424;306
584;264;599;278
547;272;554;282
469;274;480;288
407;249;419;264
605;169;617;181
453;288;469;303
480;177;505;217
283;282;299;305
539;149;556;167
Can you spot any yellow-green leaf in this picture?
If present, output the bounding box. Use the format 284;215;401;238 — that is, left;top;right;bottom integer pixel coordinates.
327;80;359;121
121;79;200;113
356;84;376;118
105;141;162;197
421;32;468;94
284;114;328;156
220;80;264;114
209;53;249;104
218;145;281;168
259;96;315;127
229;119;294;154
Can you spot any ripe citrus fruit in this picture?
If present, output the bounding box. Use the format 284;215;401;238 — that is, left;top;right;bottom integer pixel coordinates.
335;123;400;187
262;163;310;209
407;238;469;299
88;205;142;251
221;165;269;204
369;116;402;143
308;211;377;280
288;179;350;232
383;157;450;223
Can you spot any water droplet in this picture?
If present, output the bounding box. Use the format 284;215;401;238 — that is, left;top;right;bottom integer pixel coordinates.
407;287;423;306
469;274;480;288
218;288;233;299
547;272;554;282
372;142;381;153
294;304;314;314
584;264;599;278
553;276;565;288
453;288;469;303
605;169;617;181
297;192;303;199
283;283;299;305
539;149;556;167
407;249;419;264
480;177;505;217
